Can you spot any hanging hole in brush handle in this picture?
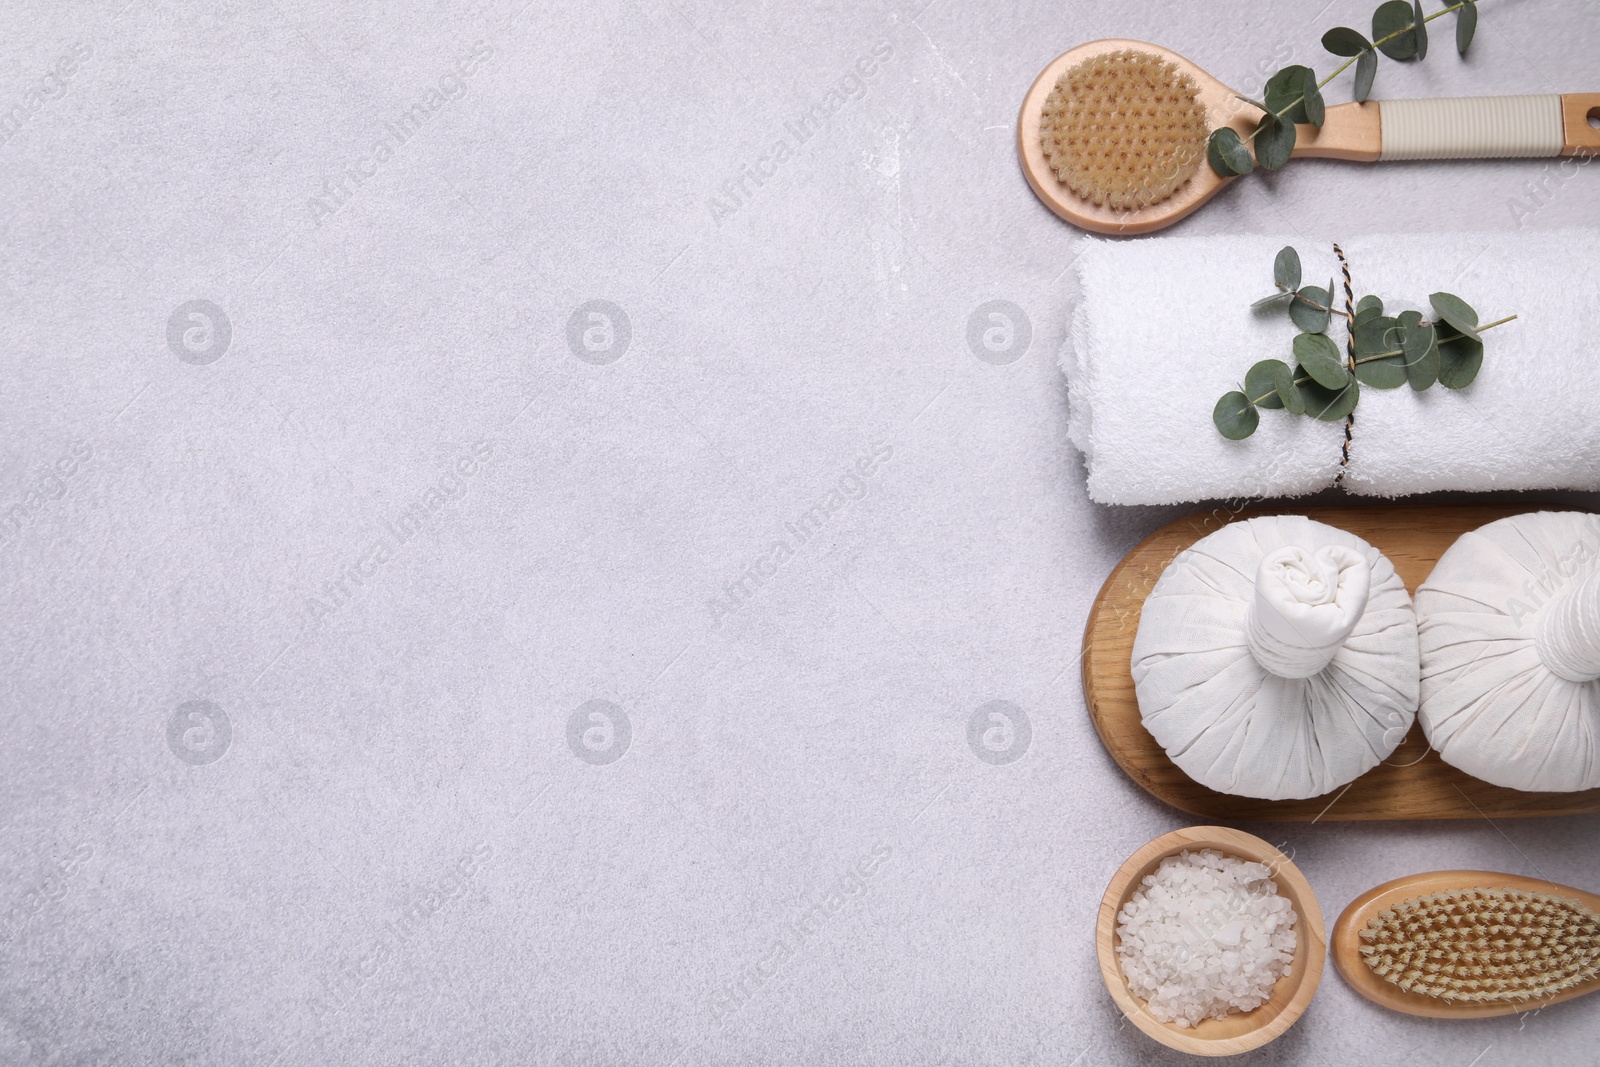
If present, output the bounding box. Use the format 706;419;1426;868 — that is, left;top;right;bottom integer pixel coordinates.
1572;96;1600;147
1374;93;1600;160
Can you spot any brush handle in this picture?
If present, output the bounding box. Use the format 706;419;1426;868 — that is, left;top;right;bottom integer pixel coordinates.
1292;94;1600;162
1383;94;1576;159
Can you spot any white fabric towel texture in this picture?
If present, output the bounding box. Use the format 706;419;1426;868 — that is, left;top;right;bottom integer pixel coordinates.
1416;511;1600;792
1131;515;1419;801
1062;230;1600;505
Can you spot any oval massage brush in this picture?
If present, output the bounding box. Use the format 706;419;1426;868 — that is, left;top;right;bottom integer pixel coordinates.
1017;39;1600;234
1332;870;1600;1019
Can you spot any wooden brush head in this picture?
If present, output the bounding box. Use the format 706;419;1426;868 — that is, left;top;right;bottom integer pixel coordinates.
1359;887;1600;1004
1334;871;1600;1018
1038;49;1210;212
1019;39;1251;235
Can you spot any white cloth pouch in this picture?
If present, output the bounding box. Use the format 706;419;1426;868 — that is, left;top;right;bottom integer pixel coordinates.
1416;510;1600;792
1132;514;1419;800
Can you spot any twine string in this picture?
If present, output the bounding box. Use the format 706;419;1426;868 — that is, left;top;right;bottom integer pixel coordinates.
1333;243;1356;482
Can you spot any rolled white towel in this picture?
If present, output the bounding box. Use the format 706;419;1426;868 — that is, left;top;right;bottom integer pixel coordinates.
1061;230;1600;505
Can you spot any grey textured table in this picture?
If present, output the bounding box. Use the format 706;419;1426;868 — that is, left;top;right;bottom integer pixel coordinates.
2;1;1597;1064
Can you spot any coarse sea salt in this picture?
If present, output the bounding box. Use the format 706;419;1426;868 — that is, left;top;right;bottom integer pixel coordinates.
1115;848;1298;1028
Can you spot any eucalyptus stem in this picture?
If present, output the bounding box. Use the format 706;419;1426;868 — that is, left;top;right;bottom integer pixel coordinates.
1295;293;1354;321
1319;57;1360;88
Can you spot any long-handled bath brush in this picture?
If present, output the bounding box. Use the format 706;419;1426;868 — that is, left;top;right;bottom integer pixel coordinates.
1018;39;1600;234
1332;870;1600;1018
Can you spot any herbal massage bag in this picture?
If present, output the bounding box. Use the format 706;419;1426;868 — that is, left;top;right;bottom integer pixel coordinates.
1131;515;1419;800
1417;511;1600;792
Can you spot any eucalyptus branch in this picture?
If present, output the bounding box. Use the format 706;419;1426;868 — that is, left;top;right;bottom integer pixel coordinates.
1207;0;1486;179
1317;1;1470;88
1214;245;1517;440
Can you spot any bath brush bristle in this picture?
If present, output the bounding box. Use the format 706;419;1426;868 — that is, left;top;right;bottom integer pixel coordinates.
1358;887;1600;1004
1038;49;1210;212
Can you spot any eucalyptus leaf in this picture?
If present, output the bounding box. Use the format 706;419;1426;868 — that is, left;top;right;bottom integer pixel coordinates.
1322;26;1370;56
1294;331;1348;389
1355;295;1384;322
1373;0;1419;60
1354;314;1401;357
1438;334;1484;389
1354;359;1408;390
1214;391;1260;439
1255;113;1296;170
1207;127;1254;176
1251;291;1294;310
1235;94;1268;111
1263;68;1298;120
1302;76;1326;127
1457;0;1477;54
1354;47;1378;101
1299;378;1360;422
1399;312;1439;390
1412;334;1442;391
1265;65;1317;124
1352;314;1412;388
1279;364;1306;415
1413;0;1429;60
1274;246;1302;291
1430;291;1480;338
1290;283;1333;334
1246;359;1292;409
1353;317;1409;389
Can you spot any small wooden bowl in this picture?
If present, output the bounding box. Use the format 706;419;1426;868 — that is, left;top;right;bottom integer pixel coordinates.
1096;826;1327;1057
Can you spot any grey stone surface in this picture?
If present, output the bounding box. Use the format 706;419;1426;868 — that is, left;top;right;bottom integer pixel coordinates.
1;1;1596;1064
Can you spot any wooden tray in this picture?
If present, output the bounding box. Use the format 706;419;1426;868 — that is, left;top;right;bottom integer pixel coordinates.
1081;504;1600;821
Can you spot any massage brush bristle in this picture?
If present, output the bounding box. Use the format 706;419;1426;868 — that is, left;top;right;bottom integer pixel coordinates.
1357;887;1600;1004
1037;49;1210;212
